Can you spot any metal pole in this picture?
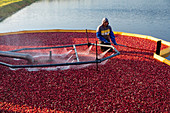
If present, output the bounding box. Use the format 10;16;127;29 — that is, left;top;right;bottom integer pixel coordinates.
96;41;98;71
49;51;52;61
5;60;101;68
73;45;79;62
86;29;90;47
9;43;88;52
156;40;161;55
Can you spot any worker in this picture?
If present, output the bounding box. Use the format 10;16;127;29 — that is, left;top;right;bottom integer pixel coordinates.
96;18;117;52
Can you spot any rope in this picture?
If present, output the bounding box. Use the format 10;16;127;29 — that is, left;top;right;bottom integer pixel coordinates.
116;44;155;52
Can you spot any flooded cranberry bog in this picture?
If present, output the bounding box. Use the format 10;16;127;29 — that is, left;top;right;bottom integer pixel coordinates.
0;29;169;112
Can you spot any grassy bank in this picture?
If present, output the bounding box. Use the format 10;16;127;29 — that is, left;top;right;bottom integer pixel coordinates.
0;0;39;22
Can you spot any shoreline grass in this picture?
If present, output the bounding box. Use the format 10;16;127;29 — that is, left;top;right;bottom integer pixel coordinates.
0;0;39;22
0;0;23;7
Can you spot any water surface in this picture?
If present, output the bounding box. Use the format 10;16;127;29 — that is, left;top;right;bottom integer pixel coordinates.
0;0;169;42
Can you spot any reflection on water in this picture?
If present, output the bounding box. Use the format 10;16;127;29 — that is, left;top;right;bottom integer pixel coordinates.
0;0;169;41
166;55;170;60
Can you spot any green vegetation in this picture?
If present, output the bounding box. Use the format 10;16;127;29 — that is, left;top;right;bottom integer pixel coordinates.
0;0;39;22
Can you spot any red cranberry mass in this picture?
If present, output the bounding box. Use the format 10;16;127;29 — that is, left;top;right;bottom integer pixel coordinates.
0;32;169;112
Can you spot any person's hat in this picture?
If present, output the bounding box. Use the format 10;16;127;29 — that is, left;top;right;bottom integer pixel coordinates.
102;17;109;24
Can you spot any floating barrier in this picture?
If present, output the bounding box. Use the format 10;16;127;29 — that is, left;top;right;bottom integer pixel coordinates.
0;42;120;70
